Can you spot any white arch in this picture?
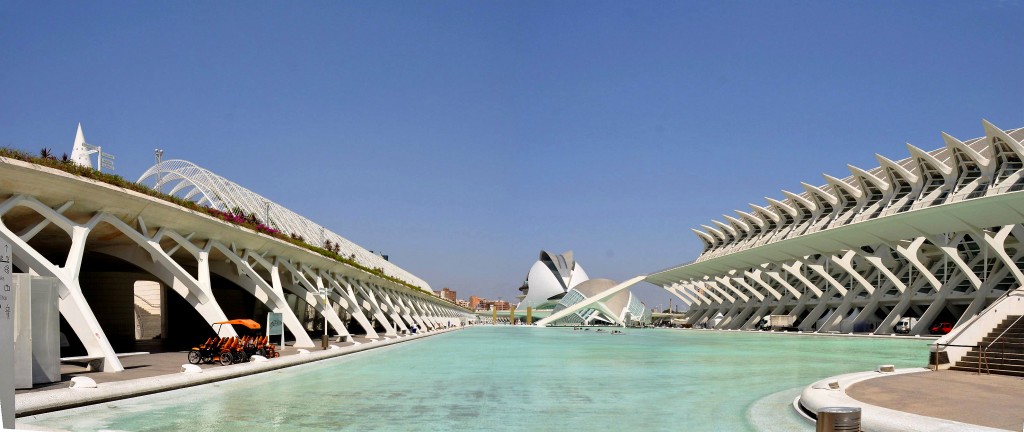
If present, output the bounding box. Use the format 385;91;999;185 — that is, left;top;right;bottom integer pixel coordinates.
138;159;429;291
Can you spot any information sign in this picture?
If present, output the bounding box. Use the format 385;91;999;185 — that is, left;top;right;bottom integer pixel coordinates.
267;312;284;348
0;240;14;429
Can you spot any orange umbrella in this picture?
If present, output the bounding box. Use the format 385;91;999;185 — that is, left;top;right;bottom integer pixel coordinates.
214;319;262;329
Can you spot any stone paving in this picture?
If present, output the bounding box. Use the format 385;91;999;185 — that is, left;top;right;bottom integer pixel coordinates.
847;369;1024;431
16;335;407;394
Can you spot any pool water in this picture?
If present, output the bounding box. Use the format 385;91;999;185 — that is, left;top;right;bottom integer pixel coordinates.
24;327;928;431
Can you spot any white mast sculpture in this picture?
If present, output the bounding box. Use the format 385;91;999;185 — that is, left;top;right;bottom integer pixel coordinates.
68;123;114;172
70;123;93;168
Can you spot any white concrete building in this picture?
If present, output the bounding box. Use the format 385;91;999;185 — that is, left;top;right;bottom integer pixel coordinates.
647;120;1024;336
0;125;473;373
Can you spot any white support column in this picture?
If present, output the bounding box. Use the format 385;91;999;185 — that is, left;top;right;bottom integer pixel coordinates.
731;275;765;302
875;238;936;334
984;225;1024;287
744;303;773;329
97;244;235;338
87;215;239;340
850;248;903;332
280;261;352;339
665;284;695;308
744;270;783;300
403;296;432;330
957;230;1002;324
350;279;398;337
370;284;411;334
421;300;444;328
210;249;315;348
323;274;379;338
0;196;123;372
916;234;979;332
394;291;430;331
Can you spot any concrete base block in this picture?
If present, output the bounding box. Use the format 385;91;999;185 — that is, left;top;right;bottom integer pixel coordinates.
69;377;97;389
180;364;202;373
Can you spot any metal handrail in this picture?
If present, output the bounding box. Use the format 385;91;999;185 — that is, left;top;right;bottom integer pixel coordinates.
930;343;978;371
979;314;1024;375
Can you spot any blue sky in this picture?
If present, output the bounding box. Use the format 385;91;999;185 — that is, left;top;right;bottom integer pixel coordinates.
2;1;1022;307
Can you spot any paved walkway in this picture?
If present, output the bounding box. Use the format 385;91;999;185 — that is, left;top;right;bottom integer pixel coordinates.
11;333;440;399
847;369;1024;431
16;339;371;394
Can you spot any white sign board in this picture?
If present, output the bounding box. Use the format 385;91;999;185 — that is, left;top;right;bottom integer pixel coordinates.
0;240;14;429
267;312;284;348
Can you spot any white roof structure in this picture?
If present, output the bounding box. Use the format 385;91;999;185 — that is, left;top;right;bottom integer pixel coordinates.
137;159;429;290
546;278;650;326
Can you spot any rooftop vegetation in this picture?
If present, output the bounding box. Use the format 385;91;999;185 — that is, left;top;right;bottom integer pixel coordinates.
0;147;428;294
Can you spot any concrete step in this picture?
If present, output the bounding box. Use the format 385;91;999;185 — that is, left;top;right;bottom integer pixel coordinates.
962;351;1024;362
987;325;1024;332
955;360;1024;374
978;338;1024;349
950;365;1024;377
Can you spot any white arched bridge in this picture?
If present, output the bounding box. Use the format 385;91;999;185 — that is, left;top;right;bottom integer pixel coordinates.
0;154;472;372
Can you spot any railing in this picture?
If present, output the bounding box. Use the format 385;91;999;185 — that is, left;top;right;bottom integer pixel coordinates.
979;314;1024;375
931;343;977;371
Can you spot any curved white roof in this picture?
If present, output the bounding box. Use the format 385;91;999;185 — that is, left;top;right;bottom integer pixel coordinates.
138;159;429;290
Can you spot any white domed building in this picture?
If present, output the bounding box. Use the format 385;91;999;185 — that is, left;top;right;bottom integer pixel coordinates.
518;250;651;327
517;250;589;309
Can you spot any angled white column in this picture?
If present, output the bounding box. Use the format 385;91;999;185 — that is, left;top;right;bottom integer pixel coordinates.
324;275;379;338
369;284;411;334
279;261;351;339
536;276;645;327
349;279;398;337
209;249;315;348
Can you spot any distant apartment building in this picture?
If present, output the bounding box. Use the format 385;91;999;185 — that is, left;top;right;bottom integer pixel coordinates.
472;299;509;311
439;287;457;302
456;299;469;308
468;295;483;310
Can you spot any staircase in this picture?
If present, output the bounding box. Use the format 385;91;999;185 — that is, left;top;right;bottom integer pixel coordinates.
951;315;1024;376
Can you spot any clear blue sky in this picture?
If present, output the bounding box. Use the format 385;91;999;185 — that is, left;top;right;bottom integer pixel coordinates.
2;1;1022;307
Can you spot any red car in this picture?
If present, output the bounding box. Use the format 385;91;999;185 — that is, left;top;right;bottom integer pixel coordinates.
930;322;953;334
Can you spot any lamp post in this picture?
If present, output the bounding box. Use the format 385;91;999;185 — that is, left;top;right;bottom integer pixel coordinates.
319;287;329;348
153;149;164;189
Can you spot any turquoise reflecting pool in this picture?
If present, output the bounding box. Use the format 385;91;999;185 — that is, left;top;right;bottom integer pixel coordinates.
25;328;928;431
